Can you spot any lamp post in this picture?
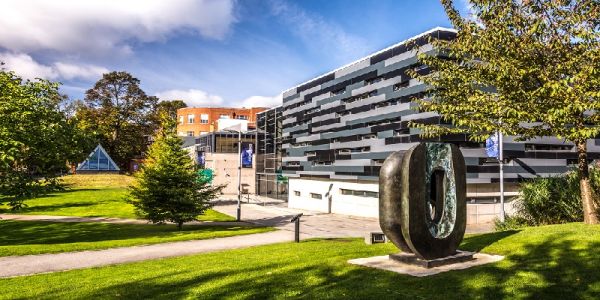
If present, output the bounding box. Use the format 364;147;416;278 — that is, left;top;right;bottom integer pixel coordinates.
236;129;242;221
486;130;505;222
223;127;243;221
499;131;505;222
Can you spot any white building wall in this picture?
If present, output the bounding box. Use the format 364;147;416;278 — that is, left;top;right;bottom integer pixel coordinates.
288;178;379;218
288;177;517;224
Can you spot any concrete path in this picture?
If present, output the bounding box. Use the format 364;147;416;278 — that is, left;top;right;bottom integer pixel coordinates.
0;214;246;227
0;230;291;278
212;198;494;236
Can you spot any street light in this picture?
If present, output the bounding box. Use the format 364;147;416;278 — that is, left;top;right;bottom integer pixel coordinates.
223;126;243;221
486;130;505;222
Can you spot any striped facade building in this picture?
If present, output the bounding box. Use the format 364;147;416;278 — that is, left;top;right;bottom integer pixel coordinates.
279;27;600;223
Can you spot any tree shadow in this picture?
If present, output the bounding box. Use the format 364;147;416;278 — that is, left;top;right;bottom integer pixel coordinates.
0;221;254;246
66;228;600;299
0;201;99;214
460;230;520;252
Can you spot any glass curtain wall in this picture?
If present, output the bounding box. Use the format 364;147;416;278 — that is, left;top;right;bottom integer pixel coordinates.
255;107;288;200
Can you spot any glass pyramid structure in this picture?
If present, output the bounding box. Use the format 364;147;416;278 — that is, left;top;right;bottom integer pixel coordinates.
76;144;120;172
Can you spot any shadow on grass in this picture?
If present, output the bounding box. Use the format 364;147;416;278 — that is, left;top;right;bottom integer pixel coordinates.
0;201;100;214
53;228;600;299
460;230;520;252
0;220;253;246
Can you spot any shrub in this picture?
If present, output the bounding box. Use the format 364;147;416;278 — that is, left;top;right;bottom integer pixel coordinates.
499;166;600;229
494;215;528;231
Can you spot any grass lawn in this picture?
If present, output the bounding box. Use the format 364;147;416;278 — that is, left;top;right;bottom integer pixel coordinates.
0;220;273;257
2;223;600;299
0;174;236;222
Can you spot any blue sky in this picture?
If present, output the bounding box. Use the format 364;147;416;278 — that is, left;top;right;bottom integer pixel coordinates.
0;0;463;108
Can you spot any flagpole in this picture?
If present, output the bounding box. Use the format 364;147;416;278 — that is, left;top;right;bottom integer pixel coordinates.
499;131;505;222
237;130;242;221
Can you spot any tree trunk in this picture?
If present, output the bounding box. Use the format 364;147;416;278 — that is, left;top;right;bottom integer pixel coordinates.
177;221;183;230
576;140;598;224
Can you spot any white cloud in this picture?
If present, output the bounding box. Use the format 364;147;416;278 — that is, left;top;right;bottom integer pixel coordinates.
0;52;57;80
0;52;108;81
156;88;282;108
156;89;225;107
53;62;109;80
0;0;236;55
237;94;282;108
269;0;368;62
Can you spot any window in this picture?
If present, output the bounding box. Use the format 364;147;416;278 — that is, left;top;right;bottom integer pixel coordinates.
219;114;230;119
393;128;410;136
200;114;209;124
525;144;573;151
179;116;184;125
236;115;248;120
372;159;385;166
393;81;410;91
294;191;301;196
365;77;383;85
187;114;195;124
361;134;377;140
332;88;346;95
340;189;379;198
310;193;322;199
186;131;194;137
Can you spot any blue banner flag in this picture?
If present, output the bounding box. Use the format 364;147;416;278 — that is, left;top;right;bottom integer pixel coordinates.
485;133;499;159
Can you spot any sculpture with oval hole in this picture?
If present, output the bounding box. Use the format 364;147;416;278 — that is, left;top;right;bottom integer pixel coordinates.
379;143;467;260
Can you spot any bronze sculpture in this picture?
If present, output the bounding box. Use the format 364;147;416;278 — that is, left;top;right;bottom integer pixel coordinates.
379;143;468;263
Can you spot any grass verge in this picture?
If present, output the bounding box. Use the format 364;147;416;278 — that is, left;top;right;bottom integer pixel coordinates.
0;220;273;257
2;223;600;299
0;174;235;222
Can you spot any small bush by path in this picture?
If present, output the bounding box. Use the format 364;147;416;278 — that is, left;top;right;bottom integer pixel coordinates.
0;220;272;257
2;223;600;299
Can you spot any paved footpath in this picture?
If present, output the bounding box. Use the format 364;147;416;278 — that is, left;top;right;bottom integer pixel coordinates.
0;197;493;278
212;197;494;236
0;230;291;278
0;214;246;227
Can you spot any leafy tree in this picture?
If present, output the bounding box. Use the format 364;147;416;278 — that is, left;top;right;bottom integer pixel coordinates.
77;71;159;169
411;0;600;224
127;113;222;229
156;100;187;119
0;68;91;209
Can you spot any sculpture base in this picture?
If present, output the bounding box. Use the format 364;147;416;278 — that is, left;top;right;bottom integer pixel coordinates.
389;250;475;269
348;252;503;277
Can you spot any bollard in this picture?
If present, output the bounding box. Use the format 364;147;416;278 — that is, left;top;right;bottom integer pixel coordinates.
290;213;303;243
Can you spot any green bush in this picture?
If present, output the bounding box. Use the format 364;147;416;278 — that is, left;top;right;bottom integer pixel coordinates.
494;215;528;231
500;166;600;228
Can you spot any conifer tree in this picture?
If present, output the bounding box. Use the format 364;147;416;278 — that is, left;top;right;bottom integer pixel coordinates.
128;113;222;229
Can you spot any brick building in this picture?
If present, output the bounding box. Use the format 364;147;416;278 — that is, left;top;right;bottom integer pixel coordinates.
176;107;267;137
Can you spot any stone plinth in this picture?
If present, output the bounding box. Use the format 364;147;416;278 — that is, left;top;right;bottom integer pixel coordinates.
348;252;503;277
389;250;475;268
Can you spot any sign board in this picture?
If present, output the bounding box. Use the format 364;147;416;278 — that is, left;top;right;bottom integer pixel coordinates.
242;143;253;168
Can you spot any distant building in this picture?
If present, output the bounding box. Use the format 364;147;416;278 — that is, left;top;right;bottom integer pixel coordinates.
192;131;257;195
76;144;120;173
176;107;267;137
